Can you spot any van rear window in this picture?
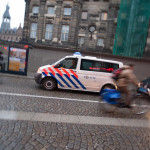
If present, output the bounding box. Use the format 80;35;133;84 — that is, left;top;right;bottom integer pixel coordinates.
80;59;119;73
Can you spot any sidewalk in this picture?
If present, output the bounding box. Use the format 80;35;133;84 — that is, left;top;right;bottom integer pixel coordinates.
0;110;150;128
0;71;34;79
0;113;150;150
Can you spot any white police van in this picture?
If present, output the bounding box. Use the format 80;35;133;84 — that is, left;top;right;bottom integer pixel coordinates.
34;52;123;92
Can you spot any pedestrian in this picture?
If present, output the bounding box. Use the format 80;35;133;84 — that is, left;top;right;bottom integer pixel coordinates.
116;64;140;108
0;51;4;70
0;51;3;60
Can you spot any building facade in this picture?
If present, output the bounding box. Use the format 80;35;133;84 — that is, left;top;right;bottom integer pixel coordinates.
22;0;150;55
22;0;120;53
0;4;23;43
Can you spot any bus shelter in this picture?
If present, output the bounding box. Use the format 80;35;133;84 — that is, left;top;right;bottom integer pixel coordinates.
0;42;29;76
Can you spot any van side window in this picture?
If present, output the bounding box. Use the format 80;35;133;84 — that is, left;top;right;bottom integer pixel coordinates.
80;59;102;72
55;58;78;69
102;62;119;73
81;59;119;73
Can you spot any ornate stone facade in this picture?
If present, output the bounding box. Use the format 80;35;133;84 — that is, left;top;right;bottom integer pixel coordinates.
22;0;150;55
0;25;23;42
22;0;120;53
0;4;23;43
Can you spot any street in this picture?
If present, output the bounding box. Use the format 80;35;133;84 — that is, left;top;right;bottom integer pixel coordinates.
0;76;150;150
0;46;150;150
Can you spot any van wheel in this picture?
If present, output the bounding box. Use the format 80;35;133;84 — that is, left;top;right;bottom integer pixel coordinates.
42;78;57;91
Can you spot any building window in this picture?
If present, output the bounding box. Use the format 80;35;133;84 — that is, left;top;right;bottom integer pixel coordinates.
101;12;108;20
81;12;88;20
97;38;104;47
47;6;54;15
78;37;84;45
32;6;39;14
30;23;37;38
61;25;69;41
64;8;71;16
45;24;53;40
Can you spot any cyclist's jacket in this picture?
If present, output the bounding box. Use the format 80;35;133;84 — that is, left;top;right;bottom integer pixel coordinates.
116;65;139;87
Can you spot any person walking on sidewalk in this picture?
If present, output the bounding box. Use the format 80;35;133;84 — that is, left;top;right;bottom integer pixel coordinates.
116;64;140;108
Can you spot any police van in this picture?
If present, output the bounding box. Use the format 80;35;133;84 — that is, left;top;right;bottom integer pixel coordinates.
34;52;123;92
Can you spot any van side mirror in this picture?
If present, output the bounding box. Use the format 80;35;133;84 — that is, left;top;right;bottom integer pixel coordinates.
54;64;60;68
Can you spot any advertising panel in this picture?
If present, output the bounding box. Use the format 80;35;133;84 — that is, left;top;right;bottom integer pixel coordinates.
9;47;26;72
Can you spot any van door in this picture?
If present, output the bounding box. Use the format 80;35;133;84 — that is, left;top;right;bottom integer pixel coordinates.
77;59;103;91
54;57;79;89
77;59;120;92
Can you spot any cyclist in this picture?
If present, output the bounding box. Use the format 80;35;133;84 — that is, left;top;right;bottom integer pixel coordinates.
116;64;140;108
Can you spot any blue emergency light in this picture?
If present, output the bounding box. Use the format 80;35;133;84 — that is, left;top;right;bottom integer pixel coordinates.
73;52;82;56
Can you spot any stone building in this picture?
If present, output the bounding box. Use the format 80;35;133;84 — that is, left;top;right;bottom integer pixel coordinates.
22;0;120;53
0;4;23;42
22;0;150;55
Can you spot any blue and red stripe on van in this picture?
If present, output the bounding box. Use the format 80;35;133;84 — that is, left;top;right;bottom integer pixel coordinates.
42;67;86;90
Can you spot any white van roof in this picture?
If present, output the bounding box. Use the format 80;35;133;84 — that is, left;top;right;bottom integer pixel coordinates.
65;54;123;65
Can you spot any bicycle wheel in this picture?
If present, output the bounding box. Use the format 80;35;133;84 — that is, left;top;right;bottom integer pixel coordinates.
101;101;117;113
100;97;117;113
131;94;150;115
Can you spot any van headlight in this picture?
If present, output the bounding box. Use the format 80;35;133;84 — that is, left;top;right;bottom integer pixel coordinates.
37;68;41;73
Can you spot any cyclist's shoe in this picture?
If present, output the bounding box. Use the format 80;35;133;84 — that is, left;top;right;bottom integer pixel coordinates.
122;105;133;109
116;103;125;108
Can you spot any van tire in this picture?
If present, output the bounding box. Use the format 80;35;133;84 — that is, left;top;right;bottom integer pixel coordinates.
42;78;57;91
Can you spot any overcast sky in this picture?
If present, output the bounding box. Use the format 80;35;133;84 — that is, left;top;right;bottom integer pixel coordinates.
0;0;25;29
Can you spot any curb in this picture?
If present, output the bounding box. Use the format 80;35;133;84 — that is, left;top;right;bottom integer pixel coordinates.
0;73;34;80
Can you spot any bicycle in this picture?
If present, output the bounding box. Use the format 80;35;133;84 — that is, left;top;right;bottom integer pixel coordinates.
99;87;150;115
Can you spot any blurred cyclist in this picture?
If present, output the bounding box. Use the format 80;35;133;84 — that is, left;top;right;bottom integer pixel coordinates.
116;64;140;108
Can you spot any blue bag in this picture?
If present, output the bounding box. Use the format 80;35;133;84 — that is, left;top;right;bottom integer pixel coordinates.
100;89;121;104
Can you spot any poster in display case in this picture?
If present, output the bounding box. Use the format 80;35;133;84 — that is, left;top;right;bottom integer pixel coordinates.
0;43;29;76
9;47;26;72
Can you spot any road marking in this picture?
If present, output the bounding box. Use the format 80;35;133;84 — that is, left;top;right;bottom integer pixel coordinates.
0;110;149;128
0;92;149;108
0;92;99;103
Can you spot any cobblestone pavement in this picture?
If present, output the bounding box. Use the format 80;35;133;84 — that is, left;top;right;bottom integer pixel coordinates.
0;120;150;150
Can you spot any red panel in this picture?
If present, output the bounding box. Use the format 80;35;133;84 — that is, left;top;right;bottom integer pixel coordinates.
69;69;78;79
62;68;70;77
48;67;55;76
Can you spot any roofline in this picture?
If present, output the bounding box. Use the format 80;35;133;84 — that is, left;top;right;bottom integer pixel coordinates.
65;55;123;64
